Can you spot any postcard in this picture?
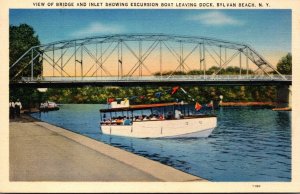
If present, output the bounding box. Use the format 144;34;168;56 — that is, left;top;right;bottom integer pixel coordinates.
0;0;299;192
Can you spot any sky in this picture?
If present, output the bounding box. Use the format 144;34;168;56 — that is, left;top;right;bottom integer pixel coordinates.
9;9;291;75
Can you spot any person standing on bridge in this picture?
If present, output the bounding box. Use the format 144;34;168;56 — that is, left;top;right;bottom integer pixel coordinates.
15;99;22;118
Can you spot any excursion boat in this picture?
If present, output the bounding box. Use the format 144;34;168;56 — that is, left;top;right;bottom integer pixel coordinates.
99;100;217;138
39;101;59;111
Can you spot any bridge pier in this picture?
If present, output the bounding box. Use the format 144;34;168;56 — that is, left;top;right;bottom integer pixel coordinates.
276;85;292;108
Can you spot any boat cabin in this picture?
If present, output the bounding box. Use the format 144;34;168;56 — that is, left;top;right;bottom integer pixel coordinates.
99;101;214;126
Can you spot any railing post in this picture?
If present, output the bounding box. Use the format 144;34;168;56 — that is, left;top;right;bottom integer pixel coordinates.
199;43;202;72
117;40;123;80
225;47;227;73
81;45;83;78
139;40;142;77
96;43;98;77
219;45;222;67
160;40;162;79
117;41;120;79
100;42;103;78
239;51;242;77
61;48;63;77
31;49;33;81
52;44;55;77
74;41;77;77
121;40;123;78
246;48;249;78
180;40;183;72
203;42;206;77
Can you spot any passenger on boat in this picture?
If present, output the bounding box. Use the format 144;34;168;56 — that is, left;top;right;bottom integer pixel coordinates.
116;118;123;124
143;116;149;121
149;115;158;120
175;110;183;119
123;117;132;125
105;119;111;125
111;118;117;125
159;114;164;120
135;116;143;121
166;111;173;120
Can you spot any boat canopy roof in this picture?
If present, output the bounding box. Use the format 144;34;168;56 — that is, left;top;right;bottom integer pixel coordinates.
100;102;182;113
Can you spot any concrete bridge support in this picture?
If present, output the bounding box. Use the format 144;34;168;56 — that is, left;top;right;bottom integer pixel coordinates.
276;85;292;108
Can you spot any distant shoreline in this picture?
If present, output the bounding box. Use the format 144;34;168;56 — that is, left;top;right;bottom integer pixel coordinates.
20;102;284;113
219;102;276;107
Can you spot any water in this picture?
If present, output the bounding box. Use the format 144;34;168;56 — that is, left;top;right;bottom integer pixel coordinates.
31;104;291;181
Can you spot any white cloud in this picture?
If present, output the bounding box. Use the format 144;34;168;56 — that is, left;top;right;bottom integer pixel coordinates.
71;22;124;37
188;11;243;26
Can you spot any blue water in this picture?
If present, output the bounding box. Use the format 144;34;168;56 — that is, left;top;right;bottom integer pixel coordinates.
31;104;291;181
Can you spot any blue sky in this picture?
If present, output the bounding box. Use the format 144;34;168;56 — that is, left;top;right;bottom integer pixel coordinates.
10;9;291;59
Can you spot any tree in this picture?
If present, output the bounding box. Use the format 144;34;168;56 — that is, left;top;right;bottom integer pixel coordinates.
277;53;292;75
9;24;42;108
9;24;41;80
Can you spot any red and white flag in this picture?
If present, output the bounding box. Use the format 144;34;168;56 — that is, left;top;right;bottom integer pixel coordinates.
195;102;202;111
171;86;180;95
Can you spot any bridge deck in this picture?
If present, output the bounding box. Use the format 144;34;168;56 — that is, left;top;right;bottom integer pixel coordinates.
11;75;292;88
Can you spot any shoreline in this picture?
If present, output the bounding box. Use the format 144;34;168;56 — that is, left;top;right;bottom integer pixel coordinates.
219;101;276;107
22;101;277;113
9;114;205;182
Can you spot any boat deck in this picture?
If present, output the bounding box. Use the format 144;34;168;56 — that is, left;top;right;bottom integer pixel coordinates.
100;114;216;125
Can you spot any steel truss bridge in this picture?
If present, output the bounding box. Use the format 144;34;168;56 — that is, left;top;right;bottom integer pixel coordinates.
10;34;291;87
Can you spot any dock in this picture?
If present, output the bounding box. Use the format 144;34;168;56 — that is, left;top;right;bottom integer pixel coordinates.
9;115;205;182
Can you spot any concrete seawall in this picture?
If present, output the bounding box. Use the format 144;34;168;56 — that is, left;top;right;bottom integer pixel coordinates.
9;114;206;182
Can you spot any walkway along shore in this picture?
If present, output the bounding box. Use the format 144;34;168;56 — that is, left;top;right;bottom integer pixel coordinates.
9;114;205;181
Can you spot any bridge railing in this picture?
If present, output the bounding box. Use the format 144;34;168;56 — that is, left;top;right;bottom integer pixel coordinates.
19;75;292;82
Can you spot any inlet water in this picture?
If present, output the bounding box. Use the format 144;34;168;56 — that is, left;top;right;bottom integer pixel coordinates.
31;104;291;181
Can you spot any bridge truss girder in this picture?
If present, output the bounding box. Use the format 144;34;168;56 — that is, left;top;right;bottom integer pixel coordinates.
10;34;286;82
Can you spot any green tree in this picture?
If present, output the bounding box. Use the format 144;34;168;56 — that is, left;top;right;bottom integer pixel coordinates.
277;53;292;75
9;24;41;108
10;24;41;80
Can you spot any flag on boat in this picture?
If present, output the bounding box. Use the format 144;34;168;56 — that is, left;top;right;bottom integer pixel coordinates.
195;102;202;111
171;86;180;95
123;98;128;104
107;98;115;104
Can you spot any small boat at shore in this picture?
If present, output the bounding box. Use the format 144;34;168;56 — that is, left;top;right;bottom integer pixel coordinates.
272;107;291;111
99;100;217;138
39;101;59;111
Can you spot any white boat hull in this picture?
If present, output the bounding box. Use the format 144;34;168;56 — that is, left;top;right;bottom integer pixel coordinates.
101;117;217;138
